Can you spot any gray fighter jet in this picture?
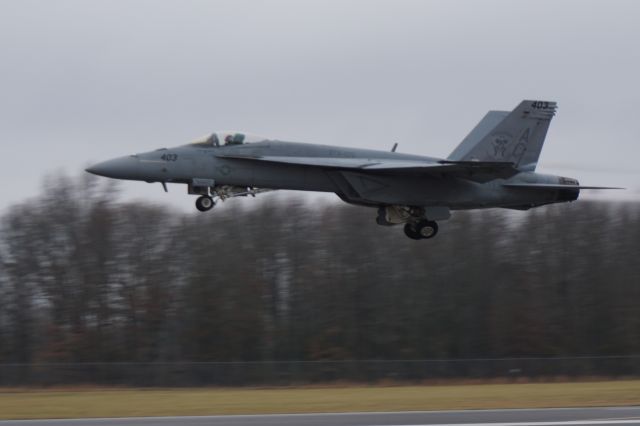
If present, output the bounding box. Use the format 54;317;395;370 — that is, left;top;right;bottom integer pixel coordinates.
86;100;619;239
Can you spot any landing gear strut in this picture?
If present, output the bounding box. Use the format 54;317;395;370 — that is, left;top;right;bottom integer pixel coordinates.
195;195;215;212
404;220;438;240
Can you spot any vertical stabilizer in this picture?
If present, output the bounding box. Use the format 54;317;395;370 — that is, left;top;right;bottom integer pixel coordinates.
447;100;557;171
447;111;509;161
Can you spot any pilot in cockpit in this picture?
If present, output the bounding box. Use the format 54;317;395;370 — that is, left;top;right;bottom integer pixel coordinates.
224;133;245;145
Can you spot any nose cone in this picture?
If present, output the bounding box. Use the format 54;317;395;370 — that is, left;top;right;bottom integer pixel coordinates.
86;156;140;180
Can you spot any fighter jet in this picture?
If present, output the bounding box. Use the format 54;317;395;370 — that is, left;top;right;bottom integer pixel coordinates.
86;100;619;240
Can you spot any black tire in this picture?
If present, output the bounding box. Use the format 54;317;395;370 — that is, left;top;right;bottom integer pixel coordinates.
415;220;438;239
403;223;422;240
195;196;215;212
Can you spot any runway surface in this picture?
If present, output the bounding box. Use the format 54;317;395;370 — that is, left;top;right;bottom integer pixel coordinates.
1;407;640;426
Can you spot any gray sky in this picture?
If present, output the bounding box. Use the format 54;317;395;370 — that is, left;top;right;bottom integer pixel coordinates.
1;0;638;212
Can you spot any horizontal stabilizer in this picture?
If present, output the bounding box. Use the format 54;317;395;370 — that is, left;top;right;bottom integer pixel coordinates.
503;183;624;190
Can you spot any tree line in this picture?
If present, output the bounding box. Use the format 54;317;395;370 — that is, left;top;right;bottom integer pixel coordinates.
0;173;638;365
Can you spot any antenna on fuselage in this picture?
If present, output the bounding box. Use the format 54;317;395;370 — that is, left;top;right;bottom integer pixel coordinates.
391;142;398;152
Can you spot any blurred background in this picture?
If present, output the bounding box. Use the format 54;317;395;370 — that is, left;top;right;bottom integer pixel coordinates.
0;0;639;388
0;174;638;386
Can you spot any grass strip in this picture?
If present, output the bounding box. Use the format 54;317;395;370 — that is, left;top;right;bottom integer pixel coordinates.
0;380;639;420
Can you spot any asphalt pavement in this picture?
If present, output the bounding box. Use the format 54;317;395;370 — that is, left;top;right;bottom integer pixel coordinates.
1;406;639;426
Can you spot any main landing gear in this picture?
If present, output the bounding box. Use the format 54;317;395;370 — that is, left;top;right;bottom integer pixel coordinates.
195;195;215;212
375;206;442;240
404;220;439;240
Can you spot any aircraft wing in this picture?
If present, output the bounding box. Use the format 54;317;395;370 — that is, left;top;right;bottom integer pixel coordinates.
216;154;518;178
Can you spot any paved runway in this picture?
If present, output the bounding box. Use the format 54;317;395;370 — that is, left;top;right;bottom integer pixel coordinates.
1;407;639;426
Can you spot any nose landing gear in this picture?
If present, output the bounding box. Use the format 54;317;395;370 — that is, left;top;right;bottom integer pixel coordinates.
192;185;272;213
404;220;438;240
195;195;215;212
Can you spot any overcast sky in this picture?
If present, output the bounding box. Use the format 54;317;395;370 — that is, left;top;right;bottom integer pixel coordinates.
1;0;638;212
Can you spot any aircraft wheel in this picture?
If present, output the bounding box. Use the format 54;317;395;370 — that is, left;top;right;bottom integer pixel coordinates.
415;220;438;239
403;223;422;240
195;196;215;212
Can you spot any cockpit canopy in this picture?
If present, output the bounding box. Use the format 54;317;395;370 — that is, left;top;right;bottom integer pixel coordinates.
189;131;270;147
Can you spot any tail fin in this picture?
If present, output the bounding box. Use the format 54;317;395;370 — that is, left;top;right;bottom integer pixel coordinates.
447;100;557;171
